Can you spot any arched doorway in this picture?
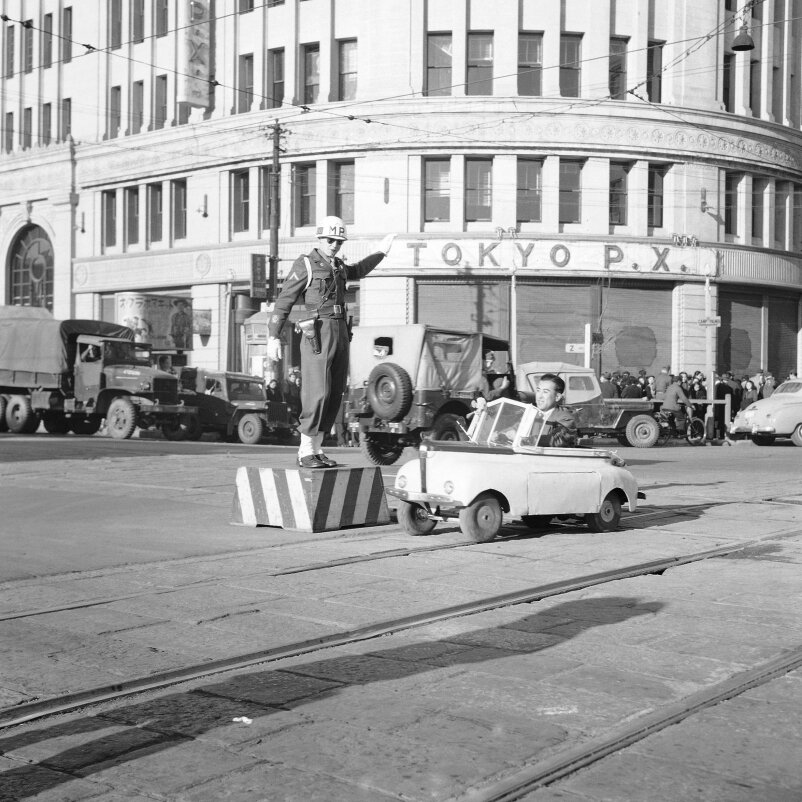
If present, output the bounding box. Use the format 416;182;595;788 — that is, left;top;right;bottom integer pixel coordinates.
7;225;55;310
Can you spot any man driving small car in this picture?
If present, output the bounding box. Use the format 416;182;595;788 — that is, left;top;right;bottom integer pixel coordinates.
526;373;578;447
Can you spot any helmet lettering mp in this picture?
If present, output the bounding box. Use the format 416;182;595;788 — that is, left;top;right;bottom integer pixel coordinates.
316;215;348;241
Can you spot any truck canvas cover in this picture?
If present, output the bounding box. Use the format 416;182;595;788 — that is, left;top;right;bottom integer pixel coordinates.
0;306;134;375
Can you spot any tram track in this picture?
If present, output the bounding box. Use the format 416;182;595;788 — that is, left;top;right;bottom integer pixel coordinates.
0;537;772;731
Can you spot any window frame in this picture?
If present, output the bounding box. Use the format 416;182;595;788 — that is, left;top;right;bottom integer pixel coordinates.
124;186;140;246
102;189;117;249
61;7;72;64
238;53;254;113
42;103;51;145
517;158;543;223
59;98;71;141
465;158;492;222
147;183;163;244
132;0;145;43
724;171;740;236
131;80;144;134
4;111;13;153
293;163;316;227
559;159;583;225
153;74;168;130
423;158;450;223
333;161;355;224
268;48;285;109
518;33;543;96
171;178;187;240
609;162;630;226
426;33;452;97
338;39;357;101
42;14;53;68
110;0;123;50
751;176;766;244
108;85;121;139
647;40;663;103
231;169;251;233
155;0;169;37
609;37;628;100
5;26;14;78
648;164;667;229
466;32;493;96
560;34;582;98
23;20;33;74
302;43;320;104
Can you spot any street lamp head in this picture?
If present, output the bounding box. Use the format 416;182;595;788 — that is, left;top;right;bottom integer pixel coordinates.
732;22;755;51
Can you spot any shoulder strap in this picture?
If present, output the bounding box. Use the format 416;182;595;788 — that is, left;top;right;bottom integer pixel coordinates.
303;256;313;291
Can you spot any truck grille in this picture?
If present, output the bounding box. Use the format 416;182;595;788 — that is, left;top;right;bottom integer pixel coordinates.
152;377;178;405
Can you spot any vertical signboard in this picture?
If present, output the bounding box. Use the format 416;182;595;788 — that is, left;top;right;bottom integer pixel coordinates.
177;0;212;107
251;254;268;300
116;293;194;350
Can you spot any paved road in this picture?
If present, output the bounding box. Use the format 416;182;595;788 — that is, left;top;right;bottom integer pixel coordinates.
1;433;801;800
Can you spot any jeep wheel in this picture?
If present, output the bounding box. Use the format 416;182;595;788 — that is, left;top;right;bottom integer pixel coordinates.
366;363;413;422
586;492;622;532
238;413;264;445
397;502;437;536
0;396;8;432
625;414;660;448
459;493;502;543
42;411;70;435
107;397;137;439
360;434;404;466
430;412;467;441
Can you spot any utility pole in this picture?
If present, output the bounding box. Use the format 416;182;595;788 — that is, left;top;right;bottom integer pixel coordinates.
268;120;281;302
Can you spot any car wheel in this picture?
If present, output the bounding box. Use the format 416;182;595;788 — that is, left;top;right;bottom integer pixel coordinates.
42;411;70;435
237;413;264;445
430;412;467;441
625;414;660;448
360;434;404;466
106;397;137;439
6;395;37;434
685;417;706;445
397;502;437;536
0;395;8;433
459;493;502;543
586;492;622;532
69;416;102;436
366;363;413;422
521;514;553;531
751;434;775;446
791;423;802;447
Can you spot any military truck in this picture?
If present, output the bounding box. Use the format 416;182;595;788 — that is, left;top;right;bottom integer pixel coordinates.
346;324;510;465
0;306;193;439
168;367;293;444
516;361;660;447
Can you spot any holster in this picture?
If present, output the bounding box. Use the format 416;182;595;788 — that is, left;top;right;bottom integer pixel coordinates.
296;315;321;355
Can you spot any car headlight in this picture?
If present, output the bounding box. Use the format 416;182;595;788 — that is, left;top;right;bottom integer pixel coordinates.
397;474;407;489
443;480;454;494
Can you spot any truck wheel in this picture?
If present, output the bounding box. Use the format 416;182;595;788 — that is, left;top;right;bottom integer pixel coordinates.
237;413;264;445
6;395;37;434
521;514;553;531
791;423;802;448
625;414;660;448
42;411;70;435
184;416;203;441
69;416;101;436
107;397;137;439
430;412;467;441
360;434;404;466
0;396;8;432
459;493;502;543
586;492;622;532
366;363;413;422
161;420;186;441
397;502;437;536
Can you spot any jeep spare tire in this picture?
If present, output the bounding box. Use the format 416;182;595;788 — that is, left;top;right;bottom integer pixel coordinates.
366;363;412;422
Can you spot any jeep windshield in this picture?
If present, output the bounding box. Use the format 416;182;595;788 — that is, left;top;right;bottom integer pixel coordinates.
227;379;265;401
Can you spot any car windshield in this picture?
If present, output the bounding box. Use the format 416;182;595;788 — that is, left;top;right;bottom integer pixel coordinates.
773;381;801;395
227;380;265;401
473;399;529;447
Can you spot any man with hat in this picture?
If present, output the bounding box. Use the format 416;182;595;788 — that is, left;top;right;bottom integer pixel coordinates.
267;216;395;468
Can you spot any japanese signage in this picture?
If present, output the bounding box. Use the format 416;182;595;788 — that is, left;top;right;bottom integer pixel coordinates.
116;293;194;351
177;0;212;107
400;239;718;277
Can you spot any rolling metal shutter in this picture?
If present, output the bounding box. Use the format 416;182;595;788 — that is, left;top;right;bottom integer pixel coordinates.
768;294;799;381
415;279;509;339
718;291;763;376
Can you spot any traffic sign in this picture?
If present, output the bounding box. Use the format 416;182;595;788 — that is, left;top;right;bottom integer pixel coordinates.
565;343;586;353
697;316;721;327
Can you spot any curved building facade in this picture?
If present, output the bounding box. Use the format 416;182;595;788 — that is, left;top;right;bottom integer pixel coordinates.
1;0;800;379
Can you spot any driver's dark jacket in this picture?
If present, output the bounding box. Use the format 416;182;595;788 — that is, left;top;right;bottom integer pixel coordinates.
540;407;578;447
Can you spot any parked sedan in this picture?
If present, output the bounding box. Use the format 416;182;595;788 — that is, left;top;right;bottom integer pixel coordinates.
729;380;802;446
387;398;643;543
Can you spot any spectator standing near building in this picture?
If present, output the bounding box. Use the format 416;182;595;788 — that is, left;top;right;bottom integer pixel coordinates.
740;380;759;410
714;374;734;439
761;374;776;398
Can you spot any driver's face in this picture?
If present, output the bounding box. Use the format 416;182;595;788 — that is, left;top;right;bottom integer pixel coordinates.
318;237;343;259
535;380;561;412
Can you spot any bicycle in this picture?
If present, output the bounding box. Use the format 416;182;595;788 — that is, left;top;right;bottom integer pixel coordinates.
655;409;706;446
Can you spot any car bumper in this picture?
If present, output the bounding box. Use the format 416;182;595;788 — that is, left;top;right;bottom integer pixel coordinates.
729;421;776;439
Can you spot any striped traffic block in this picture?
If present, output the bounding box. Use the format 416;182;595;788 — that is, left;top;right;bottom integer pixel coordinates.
231;465;390;531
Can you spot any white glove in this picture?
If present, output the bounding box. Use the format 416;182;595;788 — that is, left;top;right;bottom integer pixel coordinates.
267;337;283;362
378;233;396;256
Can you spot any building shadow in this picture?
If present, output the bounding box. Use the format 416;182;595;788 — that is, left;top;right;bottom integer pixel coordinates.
0;596;663;798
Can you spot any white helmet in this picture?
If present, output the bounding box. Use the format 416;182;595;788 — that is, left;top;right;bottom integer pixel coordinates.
316;215;348;241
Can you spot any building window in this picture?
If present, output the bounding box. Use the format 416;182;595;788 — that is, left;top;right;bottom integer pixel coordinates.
108;86;121;139
609;163;629;225
723;53;734;112
153;74;167;129
23;21;33;74
465;159;492;221
775;181;788;247
132;0;145;43
21;107;32;150
293;164;316;227
155;0;169;37
110;0;122;50
102;190;117;249
60;98;71;141
517;159;542;222
752;177;766;243
518;33;543;96
5;27;14;78
333;161;355;223
147;183;163;243
648;164;666;228
172;179;187;240
750;59;761;117
238;0;254;11
724;172;740;236
268;48;284;108
231;170;250;233
4;112;12;153
647;41;663;103
467;33;493;95
131;80;144;134
125;187;139;246
426;33;452;96
559;160;582;224
238;54;254;113
43;14;53;68
62;8;72;63
609;37;627;99
302;44;320;104
560;35;582;97
338;39;357;101
424;159;450;222
42;103;51;145
260;166;281;230
267;0;285;6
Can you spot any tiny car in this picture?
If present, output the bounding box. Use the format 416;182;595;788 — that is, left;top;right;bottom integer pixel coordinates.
729;380;802;446
386;397;643;543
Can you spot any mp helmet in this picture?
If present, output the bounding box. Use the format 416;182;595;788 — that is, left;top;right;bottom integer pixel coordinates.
316;215;348;241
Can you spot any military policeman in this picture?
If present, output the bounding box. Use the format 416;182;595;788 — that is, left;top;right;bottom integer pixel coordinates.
267;216;395;468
